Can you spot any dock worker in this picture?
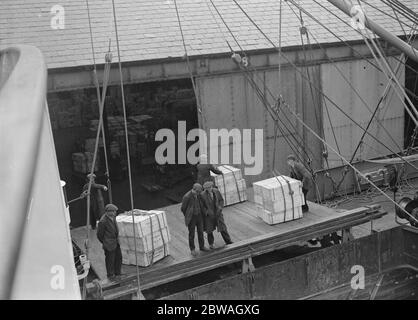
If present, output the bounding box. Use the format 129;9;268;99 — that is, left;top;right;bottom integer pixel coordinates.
201;181;233;249
181;183;210;257
81;173;108;229
195;154;224;186
97;204;122;280
287;154;312;213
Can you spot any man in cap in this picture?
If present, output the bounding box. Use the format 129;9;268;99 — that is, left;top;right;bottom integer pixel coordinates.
97;204;122;280
195;154;224;186
181;183;210;256
287;154;312;213
200;181;233;249
81;173;108;229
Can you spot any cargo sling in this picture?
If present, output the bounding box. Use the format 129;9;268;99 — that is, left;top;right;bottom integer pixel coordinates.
273;170;296;222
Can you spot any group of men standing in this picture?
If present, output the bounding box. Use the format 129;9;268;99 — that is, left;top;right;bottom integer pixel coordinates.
181;155;233;256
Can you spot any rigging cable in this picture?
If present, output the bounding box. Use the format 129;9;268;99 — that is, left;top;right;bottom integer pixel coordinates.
83;0;113;299
308;0;418;99
173;0;209;132
278;95;418;225
85;0;113;203
111;0;144;300
230;0;418;174
208;0;320;171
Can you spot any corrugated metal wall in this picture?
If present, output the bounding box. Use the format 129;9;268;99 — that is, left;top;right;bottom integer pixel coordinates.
196;65;322;184
196;56;405;185
321;56;405;168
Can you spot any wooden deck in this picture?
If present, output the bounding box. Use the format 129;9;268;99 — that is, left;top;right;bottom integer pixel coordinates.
71;192;384;286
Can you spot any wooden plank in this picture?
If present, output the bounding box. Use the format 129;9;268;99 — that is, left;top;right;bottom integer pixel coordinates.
134;208;386;290
80;199;384;290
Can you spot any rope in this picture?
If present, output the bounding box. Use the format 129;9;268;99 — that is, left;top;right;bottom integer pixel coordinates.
305;0;418;99
83;0;113;298
231;0;418;174
173;0;208;131
279;96;418;225
229;0;418;225
85;0;113;203
111;0;142;299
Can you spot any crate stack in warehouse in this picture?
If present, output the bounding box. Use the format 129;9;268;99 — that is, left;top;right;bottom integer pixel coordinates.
253;175;304;225
116;209;170;267
211;165;247;206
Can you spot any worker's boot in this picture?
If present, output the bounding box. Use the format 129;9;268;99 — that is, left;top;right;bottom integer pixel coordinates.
302;204;309;213
209;244;215;250
200;246;210;252
191;249;198;257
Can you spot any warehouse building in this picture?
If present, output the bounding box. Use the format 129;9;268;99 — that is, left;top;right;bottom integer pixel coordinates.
2;0;418;227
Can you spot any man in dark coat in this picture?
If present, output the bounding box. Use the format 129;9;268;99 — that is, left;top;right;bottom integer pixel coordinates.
200;181;233;249
195;154;223;186
97;204;122;280
181;183;210;256
81;173;108;229
287;154;312;213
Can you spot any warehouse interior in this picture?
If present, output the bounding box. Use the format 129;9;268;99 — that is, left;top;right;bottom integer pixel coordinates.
48;78;199;227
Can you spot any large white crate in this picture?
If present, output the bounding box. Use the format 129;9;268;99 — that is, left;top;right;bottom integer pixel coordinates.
253;176;303;204
117;210;170;266
121;244;170;267
253;175;304;225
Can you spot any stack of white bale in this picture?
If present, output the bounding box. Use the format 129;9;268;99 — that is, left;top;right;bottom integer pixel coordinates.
253;176;304;225
211;165;247;206
116;210;170;267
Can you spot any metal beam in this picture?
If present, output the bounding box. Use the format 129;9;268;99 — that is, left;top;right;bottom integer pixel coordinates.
326;0;418;63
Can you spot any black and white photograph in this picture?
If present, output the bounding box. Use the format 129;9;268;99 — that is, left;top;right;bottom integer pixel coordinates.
1;0;418;304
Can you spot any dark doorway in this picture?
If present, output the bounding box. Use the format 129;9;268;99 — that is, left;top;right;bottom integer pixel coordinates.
48;78;199;228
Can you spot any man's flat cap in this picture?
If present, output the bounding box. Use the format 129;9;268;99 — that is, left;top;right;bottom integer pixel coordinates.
105;204;118;212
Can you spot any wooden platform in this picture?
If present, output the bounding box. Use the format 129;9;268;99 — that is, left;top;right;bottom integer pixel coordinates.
72;193;386;292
